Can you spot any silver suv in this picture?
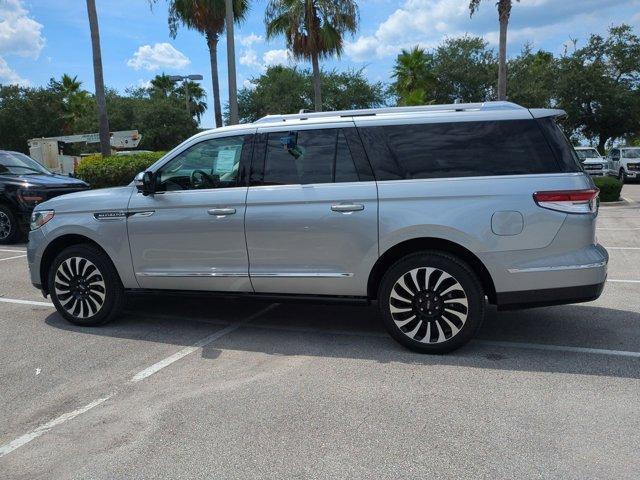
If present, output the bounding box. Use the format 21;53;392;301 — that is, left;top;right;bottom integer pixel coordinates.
27;102;608;353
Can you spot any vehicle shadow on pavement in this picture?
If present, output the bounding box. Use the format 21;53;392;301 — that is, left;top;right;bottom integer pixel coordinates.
45;294;640;379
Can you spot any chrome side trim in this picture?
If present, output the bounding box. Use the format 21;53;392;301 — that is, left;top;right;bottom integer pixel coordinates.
507;261;607;274
251;272;354;278
136;272;248;277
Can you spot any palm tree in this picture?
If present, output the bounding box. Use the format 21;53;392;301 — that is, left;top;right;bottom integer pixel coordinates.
150;74;176;98
86;0;110;156
392;46;435;106
152;0;249;128
50;74;92;134
469;0;519;101
265;0;359;112
176;80;208;121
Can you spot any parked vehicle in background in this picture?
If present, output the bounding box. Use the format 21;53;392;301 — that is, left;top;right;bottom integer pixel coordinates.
575;147;611;177
609;147;640;183
27;101;607;353
0;151;89;244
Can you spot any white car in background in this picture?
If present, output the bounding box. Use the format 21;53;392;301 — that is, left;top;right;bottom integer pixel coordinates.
608;147;640;183
575;147;610;177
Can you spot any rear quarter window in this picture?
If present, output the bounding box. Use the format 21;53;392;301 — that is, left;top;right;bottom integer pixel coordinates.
358;119;564;181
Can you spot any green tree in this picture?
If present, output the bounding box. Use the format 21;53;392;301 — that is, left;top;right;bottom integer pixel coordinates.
152;0;249;128
49;74;93;134
556;25;640;152
392;46;435;106
428;36;497;103
147;74;208;121
0;85;65;152
232;66;386;123
507;45;556;108
265;0;359;112
469;0;520;100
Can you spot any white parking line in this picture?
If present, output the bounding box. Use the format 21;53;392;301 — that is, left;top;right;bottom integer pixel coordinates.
0;297;53;307
477;340;640;359
0;395;113;458
607;279;640;284
603;246;640;250
0;254;27;262
0;248;26;253
130;303;279;382
597;227;640;231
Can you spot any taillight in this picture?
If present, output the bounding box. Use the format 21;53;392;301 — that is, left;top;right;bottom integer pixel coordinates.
533;189;599;214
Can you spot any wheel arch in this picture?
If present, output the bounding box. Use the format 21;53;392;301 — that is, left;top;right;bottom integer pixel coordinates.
40;234;118;295
367;237;497;303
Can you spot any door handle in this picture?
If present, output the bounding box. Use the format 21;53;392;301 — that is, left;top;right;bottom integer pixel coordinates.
331;204;365;213
208;207;236;216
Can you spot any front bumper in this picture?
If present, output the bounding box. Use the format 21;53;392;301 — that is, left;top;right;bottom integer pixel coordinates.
27;228;46;293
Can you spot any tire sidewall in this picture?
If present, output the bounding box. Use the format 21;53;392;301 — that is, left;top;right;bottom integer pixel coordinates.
0;205;19;245
378;251;485;354
49;245;123;326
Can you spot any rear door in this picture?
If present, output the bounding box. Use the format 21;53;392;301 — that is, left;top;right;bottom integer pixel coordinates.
245;122;378;296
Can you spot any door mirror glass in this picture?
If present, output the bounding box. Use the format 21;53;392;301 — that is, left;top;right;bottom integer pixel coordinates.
141;171;156;196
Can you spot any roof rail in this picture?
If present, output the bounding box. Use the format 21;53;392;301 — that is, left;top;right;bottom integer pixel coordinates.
254;101;525;124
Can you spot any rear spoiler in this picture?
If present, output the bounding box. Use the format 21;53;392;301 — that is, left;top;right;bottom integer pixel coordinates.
529;108;567;119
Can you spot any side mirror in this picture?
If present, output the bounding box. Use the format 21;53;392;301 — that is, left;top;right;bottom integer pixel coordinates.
135;171;156;196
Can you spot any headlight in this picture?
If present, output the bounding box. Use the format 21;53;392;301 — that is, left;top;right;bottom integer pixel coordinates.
30;210;55;230
18;189;45;205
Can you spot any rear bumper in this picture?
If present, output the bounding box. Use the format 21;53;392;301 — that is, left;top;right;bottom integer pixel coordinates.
496;281;606;310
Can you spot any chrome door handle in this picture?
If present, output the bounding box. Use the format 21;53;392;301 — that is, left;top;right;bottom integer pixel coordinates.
208;207;236;216
331;204;365;213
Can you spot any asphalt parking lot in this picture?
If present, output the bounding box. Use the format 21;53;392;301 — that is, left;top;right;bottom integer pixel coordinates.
1;185;640;479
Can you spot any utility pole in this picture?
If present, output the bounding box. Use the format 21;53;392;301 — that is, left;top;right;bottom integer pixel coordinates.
225;0;239;125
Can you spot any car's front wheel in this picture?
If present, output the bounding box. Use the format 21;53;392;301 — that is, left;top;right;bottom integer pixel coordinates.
49;244;124;326
0;205;20;244
378;251;485;354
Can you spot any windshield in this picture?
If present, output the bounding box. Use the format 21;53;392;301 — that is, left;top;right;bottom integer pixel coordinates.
622;149;640;159
575;149;600;160
0;151;51;175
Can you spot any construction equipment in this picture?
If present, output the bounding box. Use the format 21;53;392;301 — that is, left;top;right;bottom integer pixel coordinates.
28;130;142;174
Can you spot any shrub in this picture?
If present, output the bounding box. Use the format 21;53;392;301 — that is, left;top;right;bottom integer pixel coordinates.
594;176;623;202
76;151;165;189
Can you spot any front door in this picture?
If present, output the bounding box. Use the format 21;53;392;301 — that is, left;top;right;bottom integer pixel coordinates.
127;133;253;292
245;124;378;297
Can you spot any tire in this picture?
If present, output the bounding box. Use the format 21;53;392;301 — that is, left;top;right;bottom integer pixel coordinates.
48;244;124;326
0;205;20;245
378;251;485;354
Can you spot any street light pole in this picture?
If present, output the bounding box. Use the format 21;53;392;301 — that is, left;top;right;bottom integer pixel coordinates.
225;0;239;125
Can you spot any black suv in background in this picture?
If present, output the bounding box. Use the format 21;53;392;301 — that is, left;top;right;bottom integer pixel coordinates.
0;151;89;244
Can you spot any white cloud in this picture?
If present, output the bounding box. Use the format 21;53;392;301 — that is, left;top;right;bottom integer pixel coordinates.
263;49;291;67
239;48;261;69
239;33;263;47
127;43;190;71
240;47;293;71
345;0;634;61
0;56;28;85
242;79;256;90
0;0;45;58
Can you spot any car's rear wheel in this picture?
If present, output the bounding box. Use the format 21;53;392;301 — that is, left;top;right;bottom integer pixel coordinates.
0;205;20;245
49;244;124;326
378;251;485;354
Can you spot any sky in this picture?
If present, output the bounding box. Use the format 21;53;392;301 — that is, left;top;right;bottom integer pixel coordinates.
1;0;639;128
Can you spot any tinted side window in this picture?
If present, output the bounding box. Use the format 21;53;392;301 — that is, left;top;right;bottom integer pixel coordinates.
262;129;359;185
535;118;582;172
359;120;562;180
